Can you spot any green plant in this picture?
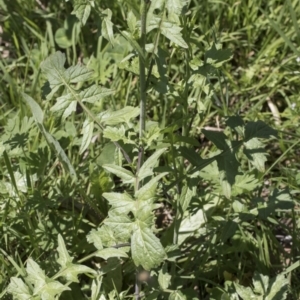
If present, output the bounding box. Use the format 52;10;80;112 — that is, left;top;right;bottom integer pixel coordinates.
0;0;299;299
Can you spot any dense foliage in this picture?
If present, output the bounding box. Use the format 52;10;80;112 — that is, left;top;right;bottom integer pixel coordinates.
0;0;300;299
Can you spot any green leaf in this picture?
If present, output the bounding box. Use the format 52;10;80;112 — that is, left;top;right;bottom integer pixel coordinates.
234;283;256;299
55;27;73;49
57;234;73;267
22;93;44;124
169;290;187;300
79;119;94;154
65;65;94;83
243;138;268;172
102;192;136;214
26;258;70;298
40;51;66;98
160;19;188;48
102;164;135;183
131;226;166;270
95;248;128;260
166;0;188;23
102;9;115;46
103;126;136;145
120;30;145;62
87;228;104;250
50;93;76;120
72;0;93;25
80;85;114;103
7;277;32;300
232;174;260;196
138;148;167;180
105;214;134;241
202;129;229;151
244;121;278;141
205;43;232;68
23;93;77;178
216;150;240;198
135;172;168;201
127;10;137;33
57;235;96;282
158;263;171;290
99;106;140;125
266;273;288;300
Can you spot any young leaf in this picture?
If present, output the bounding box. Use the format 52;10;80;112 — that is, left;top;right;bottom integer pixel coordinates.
244;121;278;141
50;93;76;120
160;19;188;48
95;248;128;260
23;93;77;178
169;290;187;300
65;65;94;83
102;192;136;214
7;277;32;300
79;119;94;154
202;129;229;151
99;106;140;126
102;164;135;183
57;234;96;282
102;9;115;46
158;263;171;290
131;226;166;270
243;138;267;172
135;172;168;201
103;126;136;145
80;85;114;103
138;148;167;180
72;0;93;25
26;258;70;297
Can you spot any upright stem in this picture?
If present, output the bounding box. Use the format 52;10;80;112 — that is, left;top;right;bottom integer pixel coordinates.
137;0;148;178
135;2;149;299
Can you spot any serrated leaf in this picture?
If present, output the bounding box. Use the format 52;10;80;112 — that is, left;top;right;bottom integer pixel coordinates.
102;164;135;183
102;192;136;214
99;106;140;125
105;213;133;241
102;9;115;46
158;263;171;290
160;19;188;48
135;172;168;201
127;10;137;33
79;119;94;154
205;43;232;68
166;0;188;23
7;277;32;300
234;283;256;299
216;150;239;198
138;148;167;180
266;273;288;300
65;65;94;83
243;138;267;172
50;93;76;120
72;0;93;25
245;121;278;140
95;248;128;260
131;226;165;270
40;51;65;96
169;290;187;300
103;126;136;144
24;93;77;178
232;174;260;196
202;129;229;151
87;228;104;250
80;85;114;103
178;209;205;244
59;264;97;283
57;234;73;267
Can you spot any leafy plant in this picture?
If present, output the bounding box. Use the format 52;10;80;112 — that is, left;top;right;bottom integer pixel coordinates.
0;0;299;299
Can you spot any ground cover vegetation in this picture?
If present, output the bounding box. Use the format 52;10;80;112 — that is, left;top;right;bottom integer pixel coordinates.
0;0;300;299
